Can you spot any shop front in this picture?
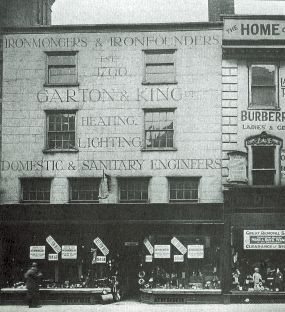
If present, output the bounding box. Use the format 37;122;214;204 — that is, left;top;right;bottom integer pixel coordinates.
223;187;285;304
0;202;224;304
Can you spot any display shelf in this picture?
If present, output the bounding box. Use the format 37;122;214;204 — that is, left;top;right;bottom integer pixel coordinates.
0;287;112;305
140;288;222;304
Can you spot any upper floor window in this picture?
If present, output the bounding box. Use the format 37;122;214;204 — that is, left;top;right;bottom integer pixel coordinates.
168;178;199;203
21;178;51;202
143;49;176;84
46;111;76;151
46;51;78;86
249;64;278;109
246;131;282;186
144;109;175;150
119;178;149;203
69;178;100;202
252;146;275;185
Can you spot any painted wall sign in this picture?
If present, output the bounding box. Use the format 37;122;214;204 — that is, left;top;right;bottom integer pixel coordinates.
46;235;61;254
244;230;285;249
94;237;109;256
62;245;77;259
4;36;88;49
171;237;187;255
154;245;171;259
174;255;184;262
0;158;222;172
78;136;142;149
143;238;154;255
80;116;138;127
187;245;204;259
224;18;285;40
30;246;45;259
48;254;58;261
4;33;220;50
227;151;247;183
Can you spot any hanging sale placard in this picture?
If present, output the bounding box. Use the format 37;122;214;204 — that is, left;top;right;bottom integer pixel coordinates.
48;254;58;261
62;245;77;259
143;238;154;254
244;230;285;250
174;255;184;262
171;237;187;255
46;235;61;254
30;246;45;259
145;255;153;262
187;245;204;259
94;237;109;256
96;256;106;263
154;245;171;259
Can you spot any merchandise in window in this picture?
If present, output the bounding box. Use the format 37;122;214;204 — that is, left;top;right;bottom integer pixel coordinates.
21;178;51;202
69;178;100;202
249;64;278;109
169;178;199;202
232;228;285;292
140;233;221;290
144;110;174;149
46;52;78;86
46;111;76;151
119;178;149;203
143;50;176;84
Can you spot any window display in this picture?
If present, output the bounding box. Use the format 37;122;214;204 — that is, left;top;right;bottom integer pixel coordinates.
231;228;285;292
138;233;221;290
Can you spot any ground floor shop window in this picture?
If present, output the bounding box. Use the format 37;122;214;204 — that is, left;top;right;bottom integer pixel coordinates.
139;232;221;290
231;228;285;292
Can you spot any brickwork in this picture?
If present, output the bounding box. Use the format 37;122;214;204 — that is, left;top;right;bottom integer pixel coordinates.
221;60;238;183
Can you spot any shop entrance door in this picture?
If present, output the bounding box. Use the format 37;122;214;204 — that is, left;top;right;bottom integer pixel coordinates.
121;245;140;299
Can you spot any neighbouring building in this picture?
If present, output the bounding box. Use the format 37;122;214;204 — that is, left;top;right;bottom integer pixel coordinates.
222;15;285;303
0;22;224;304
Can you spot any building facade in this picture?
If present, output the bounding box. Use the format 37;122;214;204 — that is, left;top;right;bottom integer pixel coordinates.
222;15;285;303
0;24;224;303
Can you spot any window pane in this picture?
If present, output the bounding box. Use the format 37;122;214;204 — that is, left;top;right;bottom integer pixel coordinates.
169;178;199;202
144;110;174;149
119;179;148;202
49;67;77;84
252;146;275;169
252;87;276;106
252;171;275;185
22;179;51;202
144;50;175;84
47;112;76;150
252;65;275;86
70;179;99;202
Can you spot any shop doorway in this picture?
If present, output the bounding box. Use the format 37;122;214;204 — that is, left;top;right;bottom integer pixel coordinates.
120;245;140;299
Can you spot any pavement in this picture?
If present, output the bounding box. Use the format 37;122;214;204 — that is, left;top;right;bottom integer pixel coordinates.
0;302;285;312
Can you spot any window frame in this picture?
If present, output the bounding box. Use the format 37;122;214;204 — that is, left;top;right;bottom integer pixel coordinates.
45;51;79;87
44;110;78;153
21;178;52;203
142;108;176;151
143;49;177;85
246;132;282;186
118;178;149;203
168;177;200;203
69;178;100;203
248;62;279;110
